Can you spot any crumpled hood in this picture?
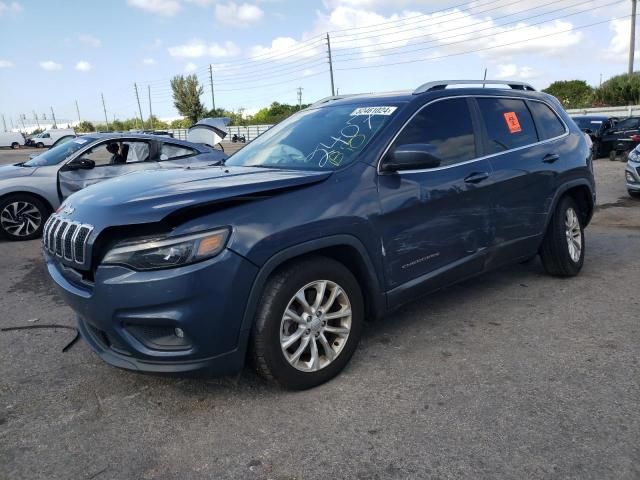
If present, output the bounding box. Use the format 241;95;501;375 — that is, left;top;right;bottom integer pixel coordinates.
0;163;37;179
63;165;332;231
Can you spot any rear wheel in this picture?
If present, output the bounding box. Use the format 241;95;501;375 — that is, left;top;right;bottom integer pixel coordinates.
0;194;48;241
540;196;585;277
10;142;19;149
609;150;618;161
251;256;364;390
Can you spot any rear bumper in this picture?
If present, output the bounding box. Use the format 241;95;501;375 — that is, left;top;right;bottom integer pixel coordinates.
46;248;259;375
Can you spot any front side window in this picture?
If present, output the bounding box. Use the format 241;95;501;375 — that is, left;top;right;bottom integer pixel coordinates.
528;101;566;140
23;137;93;167
391;98;476;167
78;140;151;166
615;117;640;130
160;143;197;160
477;98;538;154
225;104;399;170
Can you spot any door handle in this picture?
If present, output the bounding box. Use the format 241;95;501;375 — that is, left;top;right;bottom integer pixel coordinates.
542;153;560;163
464;172;490;184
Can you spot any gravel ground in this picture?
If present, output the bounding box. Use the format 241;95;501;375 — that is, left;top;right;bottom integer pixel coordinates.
0;150;638;479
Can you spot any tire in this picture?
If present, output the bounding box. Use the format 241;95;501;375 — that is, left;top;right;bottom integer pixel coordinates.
36;142;44;148
0;194;49;241
10;142;19;149
592;140;601;159
540;196;585;277
609;150;617;161
629;189;640;199
251;256;364;390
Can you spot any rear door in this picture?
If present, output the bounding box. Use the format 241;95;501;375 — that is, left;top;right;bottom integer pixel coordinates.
376;97;494;304
58;139;156;199
474;96;566;266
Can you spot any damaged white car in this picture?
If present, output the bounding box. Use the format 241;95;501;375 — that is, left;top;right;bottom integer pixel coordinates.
0;119;228;240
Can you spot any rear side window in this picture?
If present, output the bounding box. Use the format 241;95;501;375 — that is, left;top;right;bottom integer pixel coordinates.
160;143;197;160
528;101;566;140
392;97;476;167
476;98;538;154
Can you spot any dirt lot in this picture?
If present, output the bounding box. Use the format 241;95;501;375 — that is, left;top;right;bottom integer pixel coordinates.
0;149;638;479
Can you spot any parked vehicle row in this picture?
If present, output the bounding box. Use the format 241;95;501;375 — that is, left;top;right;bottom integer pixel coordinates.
0;131;26;149
42;80;595;389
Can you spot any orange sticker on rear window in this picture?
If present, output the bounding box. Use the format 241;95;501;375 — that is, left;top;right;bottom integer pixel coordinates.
503;111;522;133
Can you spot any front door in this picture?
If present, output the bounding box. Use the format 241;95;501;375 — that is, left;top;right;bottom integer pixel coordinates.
58;139;156;199
376;97;494;306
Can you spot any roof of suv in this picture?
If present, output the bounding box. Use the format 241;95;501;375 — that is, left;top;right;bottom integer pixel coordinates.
310;80;557;109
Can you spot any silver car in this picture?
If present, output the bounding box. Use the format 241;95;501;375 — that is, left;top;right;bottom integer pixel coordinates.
0;132;226;240
625;144;640;198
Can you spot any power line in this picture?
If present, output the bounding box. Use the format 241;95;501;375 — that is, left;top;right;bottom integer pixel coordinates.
331;0;588;56
332;0;615;62
336;14;633;72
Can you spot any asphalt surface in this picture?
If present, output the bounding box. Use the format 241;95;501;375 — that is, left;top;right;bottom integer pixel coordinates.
0;148;639;479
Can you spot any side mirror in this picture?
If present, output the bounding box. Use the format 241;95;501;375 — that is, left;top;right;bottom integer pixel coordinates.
382;143;442;172
65;158;95;171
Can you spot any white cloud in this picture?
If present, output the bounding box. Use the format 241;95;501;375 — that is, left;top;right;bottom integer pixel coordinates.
0;59;14;68
127;0;181;16
601;18;638;63
185;0;216;5
495;63;539;80
39;60;62;71
168;39;240;58
75;61;92;72
249;36;321;60
215;2;264;26
142;57;157;65
185;62;198;73
78;33;101;48
0;1;22;15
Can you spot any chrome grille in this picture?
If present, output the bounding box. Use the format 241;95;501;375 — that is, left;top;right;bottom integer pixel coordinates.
43;215;93;267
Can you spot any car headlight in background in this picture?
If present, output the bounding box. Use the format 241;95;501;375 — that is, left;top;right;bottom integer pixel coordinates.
102;228;230;270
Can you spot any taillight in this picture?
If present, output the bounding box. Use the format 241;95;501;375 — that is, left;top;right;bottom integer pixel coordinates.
630;134;640;142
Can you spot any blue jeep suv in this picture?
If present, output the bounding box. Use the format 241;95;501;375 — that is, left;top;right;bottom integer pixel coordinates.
44;80;595;389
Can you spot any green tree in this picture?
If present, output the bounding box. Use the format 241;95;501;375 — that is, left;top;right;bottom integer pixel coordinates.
169;118;192;129
594;72;640;106
75;121;95;132
170;74;206;123
542;80;594;109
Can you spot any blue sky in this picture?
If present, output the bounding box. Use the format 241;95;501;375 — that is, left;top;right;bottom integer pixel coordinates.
0;0;637;127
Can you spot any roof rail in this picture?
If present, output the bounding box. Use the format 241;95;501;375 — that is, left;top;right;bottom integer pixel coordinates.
413;80;536;94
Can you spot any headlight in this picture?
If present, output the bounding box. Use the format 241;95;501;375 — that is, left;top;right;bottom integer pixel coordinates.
102;228;230;271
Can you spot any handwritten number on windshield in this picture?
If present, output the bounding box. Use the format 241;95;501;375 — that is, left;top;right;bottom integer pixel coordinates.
305;115;374;168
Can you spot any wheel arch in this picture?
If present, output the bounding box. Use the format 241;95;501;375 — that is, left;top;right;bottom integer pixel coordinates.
0;190;55;215
547;180;595;229
237;235;386;351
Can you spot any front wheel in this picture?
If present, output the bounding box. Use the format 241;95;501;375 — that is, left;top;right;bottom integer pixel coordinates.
629;189;640;199
10;142;20;149
0;194;48;241
251;257;364;390
36;142;44;148
540;196;585;277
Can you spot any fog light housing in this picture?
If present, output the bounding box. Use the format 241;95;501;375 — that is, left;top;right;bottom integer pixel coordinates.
626;171;637;183
125;324;192;351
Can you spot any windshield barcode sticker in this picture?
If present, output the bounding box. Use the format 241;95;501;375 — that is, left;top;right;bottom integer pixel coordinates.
351;106;397;116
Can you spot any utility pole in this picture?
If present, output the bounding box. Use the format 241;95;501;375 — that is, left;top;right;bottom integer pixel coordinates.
630;0;637;75
600;73;603;87
50;106;57;128
209;64;216;111
148;85;154;130
75;100;81;124
326;33;335;96
10;117;15;130
1;114;6;132
101;93;110;130
134;83;145;130
20;114;26;129
33;111;40;129
297;87;303;108
483;68;488;86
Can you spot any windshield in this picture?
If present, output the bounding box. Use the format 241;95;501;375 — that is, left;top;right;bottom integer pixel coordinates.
24;137;92;167
225;104;399;170
615;118;638;130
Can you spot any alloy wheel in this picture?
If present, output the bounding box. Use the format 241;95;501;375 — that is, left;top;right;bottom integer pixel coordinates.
0;201;42;237
565;207;582;263
279;280;352;372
